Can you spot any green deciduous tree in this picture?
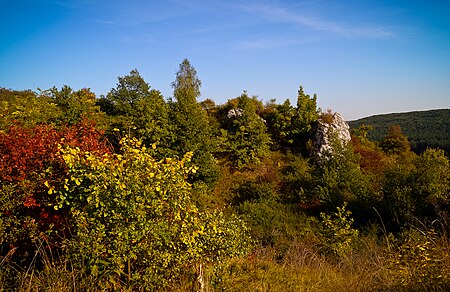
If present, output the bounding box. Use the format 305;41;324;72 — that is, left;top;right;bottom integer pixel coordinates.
265;99;297;149
377;155;416;230
263;86;319;152
44;86;105;126
405;149;449;223
220;93;271;169
412;148;449;207
172;59;201;101
100;69;169;152
0;88;60;129
312;135;372;213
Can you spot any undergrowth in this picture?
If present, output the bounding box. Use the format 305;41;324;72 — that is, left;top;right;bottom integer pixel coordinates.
2;221;449;291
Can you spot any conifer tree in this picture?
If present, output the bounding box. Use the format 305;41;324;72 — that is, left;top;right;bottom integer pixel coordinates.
380;125;411;155
268;99;297;149
294;86;319;135
169;59;218;184
288;86;319;154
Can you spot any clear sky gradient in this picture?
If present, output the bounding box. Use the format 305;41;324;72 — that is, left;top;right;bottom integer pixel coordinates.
1;0;449;120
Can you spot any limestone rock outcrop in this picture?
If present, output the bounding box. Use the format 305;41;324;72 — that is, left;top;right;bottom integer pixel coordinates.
227;108;244;119
312;112;351;158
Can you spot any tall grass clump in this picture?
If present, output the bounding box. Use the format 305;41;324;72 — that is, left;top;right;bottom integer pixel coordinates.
388;227;450;290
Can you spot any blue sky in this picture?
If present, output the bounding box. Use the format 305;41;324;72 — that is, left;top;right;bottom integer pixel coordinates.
1;0;449;120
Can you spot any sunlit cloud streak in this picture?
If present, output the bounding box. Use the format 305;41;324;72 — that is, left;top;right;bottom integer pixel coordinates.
232;2;394;39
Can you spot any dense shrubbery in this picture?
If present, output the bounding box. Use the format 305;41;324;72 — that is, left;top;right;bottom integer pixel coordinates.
57;138;251;289
1;60;449;290
0;121;110;264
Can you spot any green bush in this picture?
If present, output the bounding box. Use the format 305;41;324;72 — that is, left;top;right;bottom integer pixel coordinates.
378;148;449;230
219;93;271;169
232;181;279;205
58;137;252;290
320;203;359;256
312;138;372;212
280;152;313;204
237;199;319;255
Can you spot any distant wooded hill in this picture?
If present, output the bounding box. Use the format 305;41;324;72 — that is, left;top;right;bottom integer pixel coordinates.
348;109;450;154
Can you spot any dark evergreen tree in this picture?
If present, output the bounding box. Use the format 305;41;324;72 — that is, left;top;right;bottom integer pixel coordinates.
294;86;319;134
264;86;319;152
267;99;297;149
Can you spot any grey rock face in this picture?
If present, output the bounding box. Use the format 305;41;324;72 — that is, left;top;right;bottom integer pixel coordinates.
227;108;266;123
312;112;351;157
227;108;244;119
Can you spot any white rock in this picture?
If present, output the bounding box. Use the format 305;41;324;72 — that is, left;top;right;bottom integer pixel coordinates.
312;112;351;158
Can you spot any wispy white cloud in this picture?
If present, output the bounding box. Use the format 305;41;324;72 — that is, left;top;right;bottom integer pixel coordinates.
231;2;394;39
235;35;320;51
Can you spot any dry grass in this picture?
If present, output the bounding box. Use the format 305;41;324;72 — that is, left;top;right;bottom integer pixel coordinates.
209;235;396;292
2;225;449;291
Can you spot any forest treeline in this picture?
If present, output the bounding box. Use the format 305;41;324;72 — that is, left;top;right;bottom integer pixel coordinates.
1;59;449;291
349;109;450;154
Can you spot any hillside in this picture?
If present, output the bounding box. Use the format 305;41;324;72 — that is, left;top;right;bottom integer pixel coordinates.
348;109;450;154
1;68;450;290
